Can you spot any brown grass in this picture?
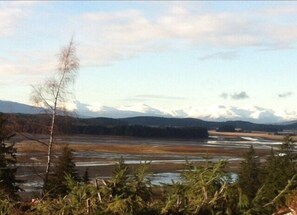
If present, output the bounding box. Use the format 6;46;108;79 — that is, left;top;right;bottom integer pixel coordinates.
209;130;296;141
15;134;272;158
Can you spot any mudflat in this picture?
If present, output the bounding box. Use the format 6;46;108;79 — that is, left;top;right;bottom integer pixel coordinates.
14;132;291;195
15;133;282;158
14;132;286;171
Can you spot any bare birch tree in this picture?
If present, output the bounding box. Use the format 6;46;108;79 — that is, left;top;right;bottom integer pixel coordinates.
31;39;79;189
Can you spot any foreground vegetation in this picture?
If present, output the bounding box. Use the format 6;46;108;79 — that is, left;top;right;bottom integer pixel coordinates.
1;145;297;214
1;114;297;214
1;159;297;214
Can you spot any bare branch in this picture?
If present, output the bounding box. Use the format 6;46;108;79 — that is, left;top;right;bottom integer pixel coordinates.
264;174;297;208
30;85;54;111
29;38;79;193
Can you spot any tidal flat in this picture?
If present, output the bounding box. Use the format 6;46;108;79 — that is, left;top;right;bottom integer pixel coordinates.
13;132;287;193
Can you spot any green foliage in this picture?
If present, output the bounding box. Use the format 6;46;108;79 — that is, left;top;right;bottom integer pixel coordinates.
32;160;155;215
239;145;261;201
262;136;296;203
4;141;297;214
55;146;79;181
43;146;80;197
0;115;20;199
31;175;99;214
161;161;246;215
238;137;297;215
100;159;154;215
0;191;15;215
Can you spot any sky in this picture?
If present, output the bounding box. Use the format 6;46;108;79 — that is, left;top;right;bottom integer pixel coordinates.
1;1;297;122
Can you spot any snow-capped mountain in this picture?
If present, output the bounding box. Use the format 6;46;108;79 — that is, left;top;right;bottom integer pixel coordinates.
0;100;44;115
75;102;171;118
0;100;295;124
70;101;294;123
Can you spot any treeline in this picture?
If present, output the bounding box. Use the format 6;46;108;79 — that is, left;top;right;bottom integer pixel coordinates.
123;116;285;132
4;113;296;135
3;114;208;139
69;125;209;139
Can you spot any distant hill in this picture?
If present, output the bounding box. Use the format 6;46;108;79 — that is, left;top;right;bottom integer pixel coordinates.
282;122;297;130
79;116;288;132
2;113;296;133
0;100;43;115
119;117;285;132
77;117;127;126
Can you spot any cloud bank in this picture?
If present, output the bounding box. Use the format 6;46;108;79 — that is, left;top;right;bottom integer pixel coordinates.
3;3;297;81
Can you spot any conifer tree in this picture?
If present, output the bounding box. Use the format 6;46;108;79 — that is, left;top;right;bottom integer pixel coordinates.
162;161;246;214
99;159;154;215
44;145;79;197
83;168;90;184
239;145;261;200
0;115;21;199
262;137;297;203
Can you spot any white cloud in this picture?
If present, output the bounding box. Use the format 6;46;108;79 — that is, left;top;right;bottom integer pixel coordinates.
73;4;297;68
118;103;165;115
3;3;297;79
3;2;297;105
274;109;297;121
0;8;25;37
199;50;239;61
86;102;105;112
77;9;167;67
0;2;54;85
2;97;296;123
0;55;57;86
68;102;296;123
0;2;39;37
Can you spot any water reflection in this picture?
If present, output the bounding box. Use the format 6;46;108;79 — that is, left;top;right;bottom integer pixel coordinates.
150;172;238;185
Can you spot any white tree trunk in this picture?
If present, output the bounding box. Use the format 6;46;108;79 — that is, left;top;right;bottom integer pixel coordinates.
44;108;56;187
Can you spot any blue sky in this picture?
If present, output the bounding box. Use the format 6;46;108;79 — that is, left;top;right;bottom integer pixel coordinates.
1;1;297;122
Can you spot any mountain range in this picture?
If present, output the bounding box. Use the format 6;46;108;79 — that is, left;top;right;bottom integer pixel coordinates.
1;100;297;131
0;100;295;125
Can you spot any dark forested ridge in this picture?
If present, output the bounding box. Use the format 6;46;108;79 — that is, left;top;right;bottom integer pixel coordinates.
70;124;209;138
121;116;287;132
73;116;290;132
2;113;297;137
